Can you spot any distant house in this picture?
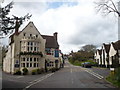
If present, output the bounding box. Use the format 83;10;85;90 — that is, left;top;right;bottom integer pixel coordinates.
94;40;120;68
94;49;102;66
101;43;110;67
42;32;63;70
109;40;120;68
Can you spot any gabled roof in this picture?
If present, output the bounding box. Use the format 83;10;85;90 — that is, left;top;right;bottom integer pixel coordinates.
41;35;59;49
9;21;39;45
10;21;41;38
112;40;120;50
98;49;102;55
9;21;59;49
103;43;110;54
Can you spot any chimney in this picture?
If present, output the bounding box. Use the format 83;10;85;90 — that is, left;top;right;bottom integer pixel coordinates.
54;32;58;41
15;18;19;35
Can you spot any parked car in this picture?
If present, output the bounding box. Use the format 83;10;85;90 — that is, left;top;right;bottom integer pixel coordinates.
81;62;92;68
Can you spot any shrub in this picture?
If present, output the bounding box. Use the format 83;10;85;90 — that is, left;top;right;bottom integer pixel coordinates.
115;67;120;82
32;69;37;75
36;68;44;74
73;60;81;66
40;68;45;73
14;70;21;75
36;69;41;74
50;67;57;72
22;68;28;75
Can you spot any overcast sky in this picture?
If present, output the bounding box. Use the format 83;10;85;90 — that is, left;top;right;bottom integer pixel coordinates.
1;0;118;54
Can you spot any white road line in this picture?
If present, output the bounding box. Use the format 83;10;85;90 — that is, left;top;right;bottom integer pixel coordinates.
84;69;104;79
85;69;103;78
23;73;54;89
16;76;24;78
71;78;74;84
70;68;72;73
29;73;54;84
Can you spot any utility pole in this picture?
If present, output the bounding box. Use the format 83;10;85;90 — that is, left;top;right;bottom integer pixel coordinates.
118;1;120;66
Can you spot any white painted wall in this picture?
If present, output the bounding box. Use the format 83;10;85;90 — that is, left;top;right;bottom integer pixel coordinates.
109;44;117;65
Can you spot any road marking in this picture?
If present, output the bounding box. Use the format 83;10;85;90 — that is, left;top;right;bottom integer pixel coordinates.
64;66;69;68
23;73;54;89
71;78;74;84
84;69;104;79
16;76;24;78
70;68;72;73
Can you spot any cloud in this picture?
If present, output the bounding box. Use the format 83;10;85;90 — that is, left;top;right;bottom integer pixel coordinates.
1;1;118;54
37;1;117;53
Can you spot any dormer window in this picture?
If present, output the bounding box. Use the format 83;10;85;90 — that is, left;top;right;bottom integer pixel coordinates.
36;35;38;38
23;33;26;36
30;34;32;37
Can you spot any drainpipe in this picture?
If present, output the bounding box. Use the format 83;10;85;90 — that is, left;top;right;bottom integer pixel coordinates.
19;41;21;71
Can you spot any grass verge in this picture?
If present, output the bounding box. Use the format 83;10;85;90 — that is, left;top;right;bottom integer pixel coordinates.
106;68;120;88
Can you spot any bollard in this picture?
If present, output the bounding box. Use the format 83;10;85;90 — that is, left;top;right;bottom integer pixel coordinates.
110;68;115;76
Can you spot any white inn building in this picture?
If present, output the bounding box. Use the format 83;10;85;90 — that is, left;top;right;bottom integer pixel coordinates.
3;22;63;74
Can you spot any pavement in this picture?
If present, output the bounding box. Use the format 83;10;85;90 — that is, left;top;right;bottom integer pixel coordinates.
2;59;118;89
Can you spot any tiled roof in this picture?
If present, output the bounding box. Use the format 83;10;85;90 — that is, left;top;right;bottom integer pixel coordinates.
98;49;102;55
112;40;120;50
42;35;59;49
103;43;110;54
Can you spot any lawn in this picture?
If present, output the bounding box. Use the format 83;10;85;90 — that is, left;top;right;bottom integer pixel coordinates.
106;68;120;88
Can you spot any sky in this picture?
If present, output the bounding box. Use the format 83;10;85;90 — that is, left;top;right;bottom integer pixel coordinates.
1;0;119;54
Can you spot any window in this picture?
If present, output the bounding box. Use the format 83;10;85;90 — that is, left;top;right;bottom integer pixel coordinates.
30;58;32;61
27;63;29;67
30;63;32;67
30;34;32;37
23;58;25;61
22;63;25;67
37;47;39;51
27;58;29;61
28;42;30;45
23;33;26;36
34;47;36;51
34;58;36;62
30;42;33;46
34;63;36;67
31;47;33;51
15;64;19;68
46;48;51;55
27;47;29;51
37;63;38;67
47;63;49;66
36;35;38;38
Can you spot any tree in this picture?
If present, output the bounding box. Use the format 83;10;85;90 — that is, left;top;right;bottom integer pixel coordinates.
80;44;96;53
0;2;32;38
94;0;120;17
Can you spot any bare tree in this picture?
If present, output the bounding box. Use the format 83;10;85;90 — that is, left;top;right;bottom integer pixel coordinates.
94;0;120;17
79;44;96;53
0;2;32;38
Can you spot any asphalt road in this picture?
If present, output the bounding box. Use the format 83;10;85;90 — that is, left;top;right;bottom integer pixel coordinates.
2;60;117;89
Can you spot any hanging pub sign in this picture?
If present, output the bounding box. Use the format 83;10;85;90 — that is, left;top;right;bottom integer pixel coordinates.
54;49;59;57
15;60;19;68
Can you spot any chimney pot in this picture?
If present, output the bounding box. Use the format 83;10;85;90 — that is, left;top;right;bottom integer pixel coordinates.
54;32;58;41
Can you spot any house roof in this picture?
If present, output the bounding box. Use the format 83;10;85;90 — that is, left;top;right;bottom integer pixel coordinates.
9;21;59;49
41;35;59;49
103;43;110;54
112;40;120;50
98;49;102;55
